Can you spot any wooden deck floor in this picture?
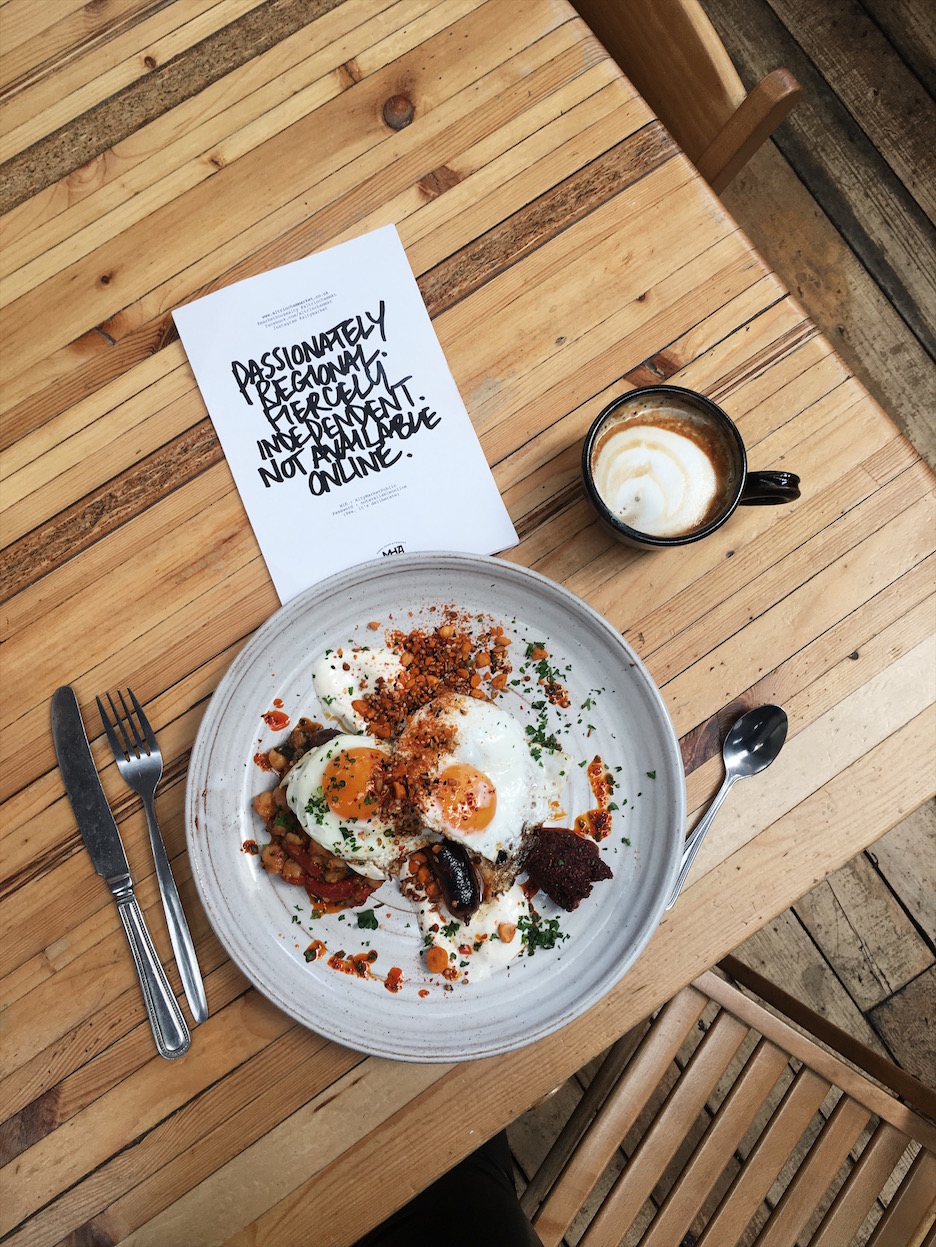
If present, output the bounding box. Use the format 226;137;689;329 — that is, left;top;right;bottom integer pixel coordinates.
510;0;936;1235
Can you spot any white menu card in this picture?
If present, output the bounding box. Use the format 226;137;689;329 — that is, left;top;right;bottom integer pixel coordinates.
173;225;518;602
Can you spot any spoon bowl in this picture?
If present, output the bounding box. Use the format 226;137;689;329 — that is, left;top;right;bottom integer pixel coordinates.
666;704;788;909
723;703;789;779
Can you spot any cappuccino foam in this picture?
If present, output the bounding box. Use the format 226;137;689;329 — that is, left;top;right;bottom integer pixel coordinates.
592;422;719;537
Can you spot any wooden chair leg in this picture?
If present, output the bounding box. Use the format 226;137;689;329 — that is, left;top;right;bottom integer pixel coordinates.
699;68;802;192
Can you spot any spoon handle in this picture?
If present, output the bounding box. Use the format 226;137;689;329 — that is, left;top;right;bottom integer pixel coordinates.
665;773;737;910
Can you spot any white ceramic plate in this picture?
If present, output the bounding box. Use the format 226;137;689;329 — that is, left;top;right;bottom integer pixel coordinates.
186;553;685;1061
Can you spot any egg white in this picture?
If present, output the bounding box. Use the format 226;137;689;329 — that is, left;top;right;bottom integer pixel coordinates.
413;880;531;981
312;646;403;732
285;733;412;881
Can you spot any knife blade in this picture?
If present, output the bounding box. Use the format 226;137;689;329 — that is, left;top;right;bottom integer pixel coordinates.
51;686;190;1059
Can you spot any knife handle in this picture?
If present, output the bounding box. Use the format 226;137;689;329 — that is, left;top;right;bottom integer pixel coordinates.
115;887;191;1059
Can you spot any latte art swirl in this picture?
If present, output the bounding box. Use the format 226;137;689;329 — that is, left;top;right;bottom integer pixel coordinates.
592;424;719;537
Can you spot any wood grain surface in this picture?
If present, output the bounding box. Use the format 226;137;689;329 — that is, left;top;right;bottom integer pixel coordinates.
1;2;933;1245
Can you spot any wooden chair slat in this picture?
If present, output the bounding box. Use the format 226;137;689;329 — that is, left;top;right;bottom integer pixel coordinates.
865;1147;936;1247
755;1093;873;1247
719;955;936;1122
517;1021;647;1217
811;1122;914;1247
702;969;936;1146
698;68;803;194
579;1009;750;1244
639;1038;791;1247
695;1065;831;1246
531;985;707;1247
570;0;745;157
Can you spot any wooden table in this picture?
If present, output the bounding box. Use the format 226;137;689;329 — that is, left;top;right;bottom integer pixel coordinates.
2;2;934;1244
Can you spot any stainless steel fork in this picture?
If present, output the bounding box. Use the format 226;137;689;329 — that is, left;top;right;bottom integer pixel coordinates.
97;688;208;1024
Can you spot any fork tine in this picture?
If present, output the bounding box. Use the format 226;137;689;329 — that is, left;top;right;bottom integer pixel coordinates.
106;690;136;758
117;688;146;757
96;694;125;759
127;687;158;754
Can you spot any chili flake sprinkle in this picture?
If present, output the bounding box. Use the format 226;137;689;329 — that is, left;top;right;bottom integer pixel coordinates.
345;613;513;741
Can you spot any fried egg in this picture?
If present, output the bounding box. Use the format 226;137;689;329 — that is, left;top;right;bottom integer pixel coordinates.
285;733;409;880
312;646;403;732
396;694;562;864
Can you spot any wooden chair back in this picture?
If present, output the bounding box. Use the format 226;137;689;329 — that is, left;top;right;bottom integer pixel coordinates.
570;0;802;192
521;957;936;1246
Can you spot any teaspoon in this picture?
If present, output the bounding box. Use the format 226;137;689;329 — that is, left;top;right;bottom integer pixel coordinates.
666;703;788;910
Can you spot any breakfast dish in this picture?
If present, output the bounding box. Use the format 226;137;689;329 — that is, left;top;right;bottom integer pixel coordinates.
186;553;685;1060
250;610;616;984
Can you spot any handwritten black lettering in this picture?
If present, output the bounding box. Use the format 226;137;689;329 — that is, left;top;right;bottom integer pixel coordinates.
232;302;442;493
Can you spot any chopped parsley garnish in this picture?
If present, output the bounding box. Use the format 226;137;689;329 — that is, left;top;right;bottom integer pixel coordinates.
441;920;461;940
357;910;378;930
524;719;561;756
305;791;329;825
647;769;657;779
518;910;569;955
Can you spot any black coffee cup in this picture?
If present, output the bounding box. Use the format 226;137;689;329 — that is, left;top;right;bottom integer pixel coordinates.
581;385;800;550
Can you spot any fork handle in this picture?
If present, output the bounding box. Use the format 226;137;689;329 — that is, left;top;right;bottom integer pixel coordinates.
143;793;209;1024
114;889;190;1058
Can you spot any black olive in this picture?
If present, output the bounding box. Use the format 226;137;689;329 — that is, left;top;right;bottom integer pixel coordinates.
426;841;482;920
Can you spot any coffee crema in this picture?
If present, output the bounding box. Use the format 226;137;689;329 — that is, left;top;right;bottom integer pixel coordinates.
590;408;729;537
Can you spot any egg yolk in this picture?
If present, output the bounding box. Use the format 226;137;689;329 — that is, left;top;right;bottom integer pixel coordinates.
435;763;497;831
322;747;386;819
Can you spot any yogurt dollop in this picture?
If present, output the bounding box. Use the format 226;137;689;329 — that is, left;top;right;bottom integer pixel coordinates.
592;423;719;537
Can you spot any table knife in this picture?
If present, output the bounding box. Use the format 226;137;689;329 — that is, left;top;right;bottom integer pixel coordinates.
51;686;191;1060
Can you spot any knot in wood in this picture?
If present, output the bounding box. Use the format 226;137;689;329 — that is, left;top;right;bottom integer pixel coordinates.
383;95;414;131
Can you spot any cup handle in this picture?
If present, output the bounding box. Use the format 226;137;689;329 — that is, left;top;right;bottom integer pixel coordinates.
739;470;800;505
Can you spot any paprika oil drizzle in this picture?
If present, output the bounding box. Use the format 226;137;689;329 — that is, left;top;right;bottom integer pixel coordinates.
574;755;616;842
328;949;379;979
